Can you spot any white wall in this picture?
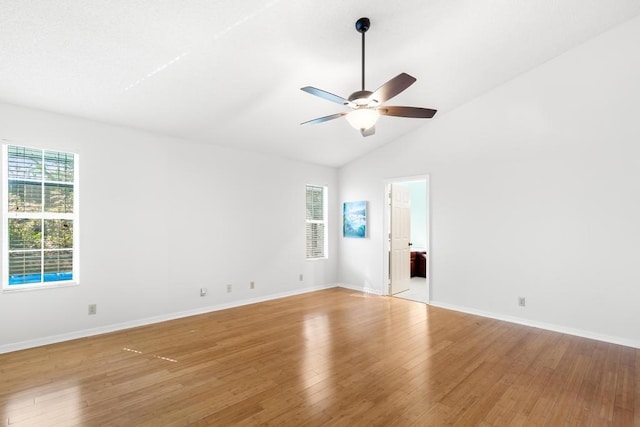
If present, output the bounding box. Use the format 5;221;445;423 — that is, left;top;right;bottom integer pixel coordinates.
338;15;640;346
0;103;338;351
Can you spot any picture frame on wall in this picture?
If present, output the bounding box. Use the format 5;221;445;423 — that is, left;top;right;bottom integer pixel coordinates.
343;201;367;238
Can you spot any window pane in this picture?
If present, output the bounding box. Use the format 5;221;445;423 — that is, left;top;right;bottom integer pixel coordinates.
8;180;42;212
44;250;73;282
8;146;42;180
306;223;325;258
306;186;324;221
44;150;74;182
8;218;42;250
8;251;42;285
44;219;73;249
44;183;74;213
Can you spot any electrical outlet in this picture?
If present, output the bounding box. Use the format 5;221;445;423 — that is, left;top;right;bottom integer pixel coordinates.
200;288;207;297
518;297;526;307
88;304;97;315
250;281;255;289
299;274;303;281
226;284;232;293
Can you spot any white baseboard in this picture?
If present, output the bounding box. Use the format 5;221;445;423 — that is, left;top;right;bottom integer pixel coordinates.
429;300;640;350
0;283;337;354
7;285;635;354
337;282;639;349
337;283;384;295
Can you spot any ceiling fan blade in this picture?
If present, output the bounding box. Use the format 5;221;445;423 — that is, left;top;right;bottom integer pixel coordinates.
369;73;416;104
361;126;375;137
301;86;351;106
300;112;347;125
379;106;437;118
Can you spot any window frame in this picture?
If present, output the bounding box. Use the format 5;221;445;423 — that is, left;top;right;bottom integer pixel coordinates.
2;144;80;291
305;184;328;260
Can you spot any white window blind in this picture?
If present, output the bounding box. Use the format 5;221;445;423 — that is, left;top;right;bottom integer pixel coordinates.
2;144;79;290
306;185;327;259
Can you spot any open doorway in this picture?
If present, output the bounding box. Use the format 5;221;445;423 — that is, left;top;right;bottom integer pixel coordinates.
383;176;429;303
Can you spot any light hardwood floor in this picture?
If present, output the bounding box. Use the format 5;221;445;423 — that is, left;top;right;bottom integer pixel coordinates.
1;288;638;426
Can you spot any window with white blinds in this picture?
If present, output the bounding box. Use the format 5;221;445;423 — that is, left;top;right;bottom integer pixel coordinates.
306;185;327;259
2;144;79;290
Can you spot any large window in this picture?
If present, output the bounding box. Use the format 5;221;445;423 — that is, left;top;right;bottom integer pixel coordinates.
2;145;79;290
306;184;327;259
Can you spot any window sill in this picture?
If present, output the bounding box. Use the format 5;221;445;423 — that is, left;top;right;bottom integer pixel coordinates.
3;281;80;293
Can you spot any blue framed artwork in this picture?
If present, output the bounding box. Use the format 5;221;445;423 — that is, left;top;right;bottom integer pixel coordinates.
343;201;367;238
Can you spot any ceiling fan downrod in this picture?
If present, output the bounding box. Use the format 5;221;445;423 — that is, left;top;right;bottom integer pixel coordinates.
355;17;370;91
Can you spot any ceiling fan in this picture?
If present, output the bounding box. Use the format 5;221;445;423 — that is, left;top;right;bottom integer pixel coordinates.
301;17;437;137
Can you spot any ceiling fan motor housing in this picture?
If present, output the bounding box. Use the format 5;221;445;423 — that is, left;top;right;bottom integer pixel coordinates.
348;90;377;106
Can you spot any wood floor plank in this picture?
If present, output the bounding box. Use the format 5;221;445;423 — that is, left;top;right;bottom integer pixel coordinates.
0;288;637;425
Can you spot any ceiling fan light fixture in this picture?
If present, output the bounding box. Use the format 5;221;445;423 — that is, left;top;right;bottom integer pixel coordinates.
345;108;379;131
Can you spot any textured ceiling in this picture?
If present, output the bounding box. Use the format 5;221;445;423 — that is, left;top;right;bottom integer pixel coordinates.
2;1;640;167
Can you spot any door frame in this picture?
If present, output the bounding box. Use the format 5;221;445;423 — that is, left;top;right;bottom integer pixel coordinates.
383;174;430;303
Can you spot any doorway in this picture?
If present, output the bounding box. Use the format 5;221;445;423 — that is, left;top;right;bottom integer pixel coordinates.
383;176;429;303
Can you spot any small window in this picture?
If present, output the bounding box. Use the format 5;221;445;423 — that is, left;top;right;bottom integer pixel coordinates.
306;185;327;259
2;144;79;290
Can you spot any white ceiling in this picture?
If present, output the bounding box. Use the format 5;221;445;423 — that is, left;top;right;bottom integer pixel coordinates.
2;1;640;167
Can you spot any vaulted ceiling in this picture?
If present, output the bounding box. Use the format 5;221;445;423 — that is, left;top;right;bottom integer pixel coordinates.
2;1;639;167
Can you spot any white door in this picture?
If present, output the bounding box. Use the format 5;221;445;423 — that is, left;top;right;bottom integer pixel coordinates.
390;184;411;295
